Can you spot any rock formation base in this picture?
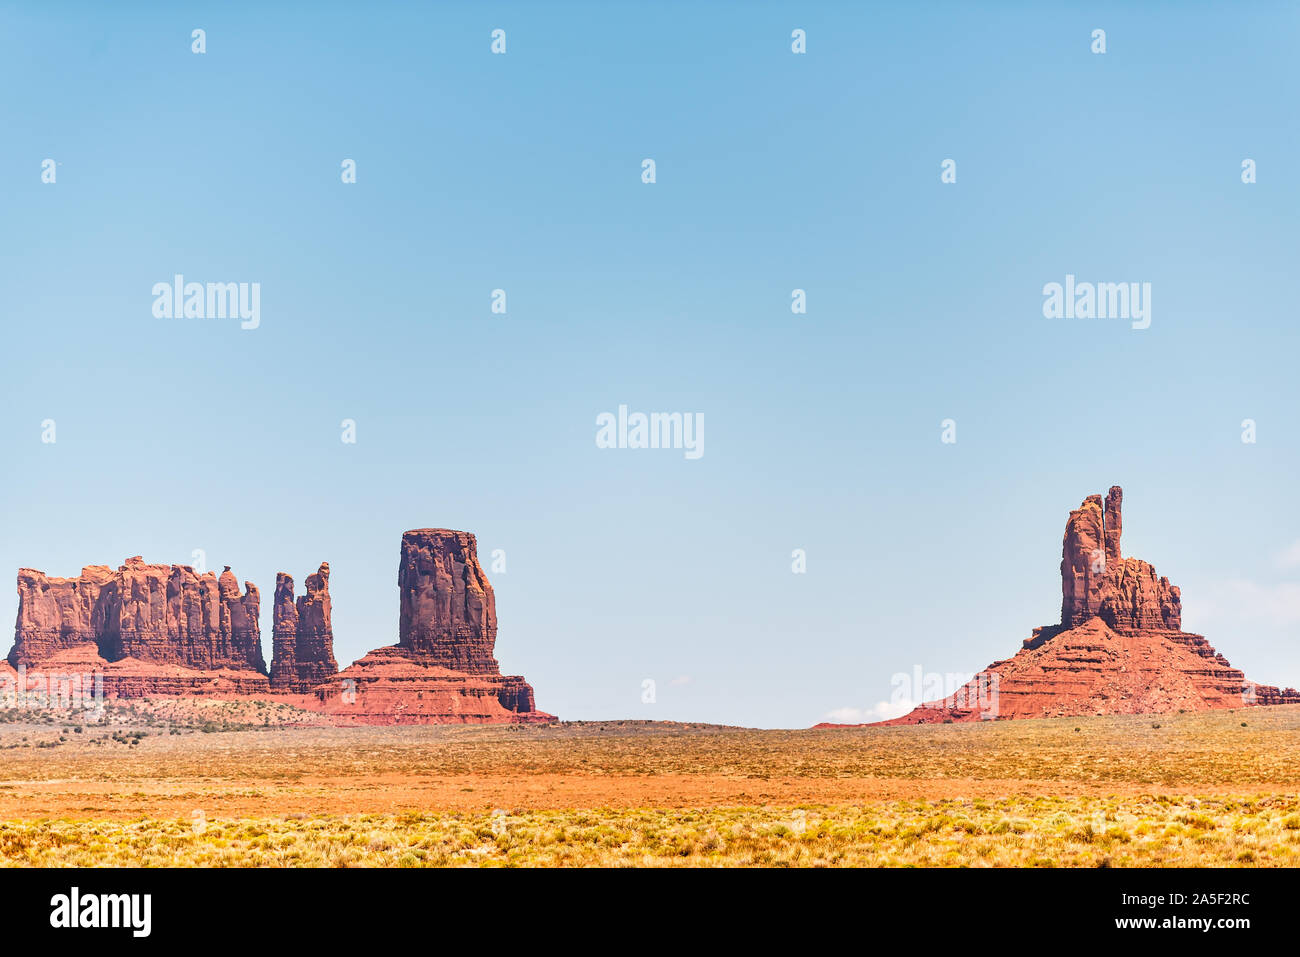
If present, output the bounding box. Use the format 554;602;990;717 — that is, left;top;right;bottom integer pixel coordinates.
874;618;1299;725
312;646;554;725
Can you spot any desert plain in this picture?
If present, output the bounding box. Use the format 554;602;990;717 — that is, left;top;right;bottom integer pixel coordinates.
0;700;1298;867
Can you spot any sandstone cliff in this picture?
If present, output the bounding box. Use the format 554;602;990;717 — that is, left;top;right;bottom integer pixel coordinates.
6;532;550;724
397;529;500;674
11;558;265;673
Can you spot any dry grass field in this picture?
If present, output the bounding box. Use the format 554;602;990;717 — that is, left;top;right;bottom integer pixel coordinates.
1;702;1298;866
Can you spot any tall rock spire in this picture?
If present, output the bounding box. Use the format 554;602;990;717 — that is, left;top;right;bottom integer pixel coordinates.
1060;486;1179;634
270;573;300;687
1104;485;1123;566
1060;496;1107;628
269;564;339;692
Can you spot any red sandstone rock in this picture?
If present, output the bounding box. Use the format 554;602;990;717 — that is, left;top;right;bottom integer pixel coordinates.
11;558;265;673
10;565;116;665
397;529;500;674
270;573;299;680
2;647;273;701
1061;488;1181;633
1061;495;1108;628
315;528;551;723
835;485;1300;727
269;564;339;692
1104;486;1123;566
5;531;551;725
1249;683;1300;706
312;646;551;725
877;618;1274;725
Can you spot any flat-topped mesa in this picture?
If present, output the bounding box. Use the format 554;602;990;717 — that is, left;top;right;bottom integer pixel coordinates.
1060;485;1181;634
269;564;339;692
397;529;500;674
10;564;117;666
9;557;266;673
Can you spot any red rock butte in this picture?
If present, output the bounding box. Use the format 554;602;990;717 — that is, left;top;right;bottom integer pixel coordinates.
312;529;551;724
3;529;553;725
820;486;1300;727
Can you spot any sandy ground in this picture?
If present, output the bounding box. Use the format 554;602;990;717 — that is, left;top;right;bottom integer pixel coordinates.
0;706;1296;820
7;774;1299;820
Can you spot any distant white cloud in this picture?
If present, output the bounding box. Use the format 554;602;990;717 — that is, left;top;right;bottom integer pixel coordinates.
822;698;915;725
1198;579;1300;628
1277;541;1300;569
669;675;692;687
1193;541;1300;630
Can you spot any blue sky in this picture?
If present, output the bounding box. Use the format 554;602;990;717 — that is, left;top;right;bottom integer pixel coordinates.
2;2;1298;727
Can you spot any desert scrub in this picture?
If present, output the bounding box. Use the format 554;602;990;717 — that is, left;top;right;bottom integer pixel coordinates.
1;797;1295;867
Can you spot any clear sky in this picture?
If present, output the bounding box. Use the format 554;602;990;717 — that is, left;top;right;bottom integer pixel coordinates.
2;2;1298;728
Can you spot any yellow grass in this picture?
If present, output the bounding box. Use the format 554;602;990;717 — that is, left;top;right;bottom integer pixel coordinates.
2;797;1299;867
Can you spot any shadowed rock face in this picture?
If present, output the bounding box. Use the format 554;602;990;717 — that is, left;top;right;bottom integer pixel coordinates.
397;530;500;675
269;564;339;692
11;558;265;673
10;565;117;663
271;573;298;667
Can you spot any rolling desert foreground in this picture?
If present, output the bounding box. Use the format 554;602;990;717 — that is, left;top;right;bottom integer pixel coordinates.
1;702;1298;867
